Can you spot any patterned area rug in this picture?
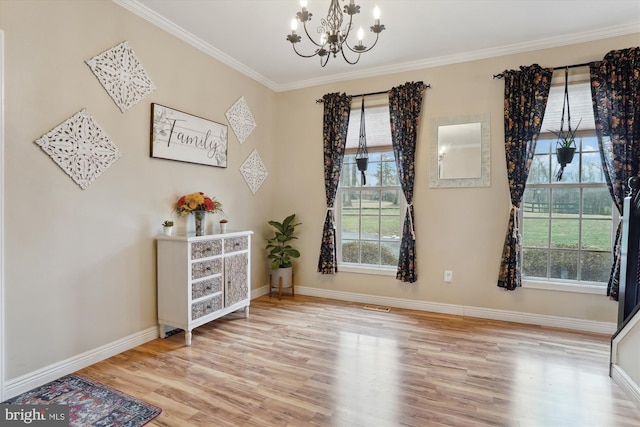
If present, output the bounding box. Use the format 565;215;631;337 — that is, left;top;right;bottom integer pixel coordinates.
3;374;161;426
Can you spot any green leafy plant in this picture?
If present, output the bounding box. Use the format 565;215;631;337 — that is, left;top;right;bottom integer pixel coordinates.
162;220;174;227
550;118;582;148
265;214;301;269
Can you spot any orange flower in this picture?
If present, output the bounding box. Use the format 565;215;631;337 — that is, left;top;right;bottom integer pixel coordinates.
175;192;223;216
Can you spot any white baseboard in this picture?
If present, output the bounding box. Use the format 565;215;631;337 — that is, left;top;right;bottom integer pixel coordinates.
611;364;640;410
5;291;278;398
5;286;616;400
263;285;617;334
4;326;158;399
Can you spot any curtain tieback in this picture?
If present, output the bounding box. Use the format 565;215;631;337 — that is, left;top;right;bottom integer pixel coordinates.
407;203;416;240
327;207;335;229
511;204;519;239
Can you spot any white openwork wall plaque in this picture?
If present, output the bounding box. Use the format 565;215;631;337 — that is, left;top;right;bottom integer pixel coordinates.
35;109;122;190
85;41;156;113
225;96;256;144
239;149;268;194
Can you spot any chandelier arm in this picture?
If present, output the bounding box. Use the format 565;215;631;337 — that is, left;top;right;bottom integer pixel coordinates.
344;32;380;54
340;47;361;65
320;53;330;67
291;43;323;59
302;22;325;48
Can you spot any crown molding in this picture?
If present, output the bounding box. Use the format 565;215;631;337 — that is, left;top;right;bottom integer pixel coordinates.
275;23;640;91
113;1;638;93
112;0;280;91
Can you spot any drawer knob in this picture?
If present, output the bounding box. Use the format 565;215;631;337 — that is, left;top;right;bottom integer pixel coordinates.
205;247;211;252
205;266;211;271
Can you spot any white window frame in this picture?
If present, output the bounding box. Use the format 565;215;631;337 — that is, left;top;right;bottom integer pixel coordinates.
336;177;406;276
336;101;404;275
520;67;614;295
521;133;616;296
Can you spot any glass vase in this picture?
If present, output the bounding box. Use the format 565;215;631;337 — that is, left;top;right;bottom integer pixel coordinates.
193;210;206;236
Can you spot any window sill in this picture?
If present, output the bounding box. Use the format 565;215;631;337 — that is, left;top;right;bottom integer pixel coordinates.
338;264;397;276
522;278;607;295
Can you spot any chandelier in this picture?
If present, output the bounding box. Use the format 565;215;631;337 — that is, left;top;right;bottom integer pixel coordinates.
286;0;386;67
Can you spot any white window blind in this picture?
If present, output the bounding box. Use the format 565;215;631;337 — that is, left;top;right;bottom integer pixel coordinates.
540;67;595;133
345;104;392;151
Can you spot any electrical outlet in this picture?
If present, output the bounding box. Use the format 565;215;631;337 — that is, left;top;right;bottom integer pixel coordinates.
444;270;453;283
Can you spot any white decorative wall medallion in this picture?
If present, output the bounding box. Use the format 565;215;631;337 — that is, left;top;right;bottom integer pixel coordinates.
239;149;268;194
85;41;156;113
225;96;256;144
35;109;122;190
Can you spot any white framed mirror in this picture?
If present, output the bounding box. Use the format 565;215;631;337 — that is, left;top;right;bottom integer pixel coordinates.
429;113;490;188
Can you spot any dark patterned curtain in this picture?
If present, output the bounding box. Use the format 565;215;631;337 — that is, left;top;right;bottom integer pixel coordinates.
389;81;425;283
590;47;640;300
497;65;552;290
317;92;351;274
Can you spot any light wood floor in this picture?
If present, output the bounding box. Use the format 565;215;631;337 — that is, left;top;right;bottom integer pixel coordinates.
78;295;640;427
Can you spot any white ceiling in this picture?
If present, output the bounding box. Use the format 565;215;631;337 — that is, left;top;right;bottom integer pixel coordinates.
115;0;640;91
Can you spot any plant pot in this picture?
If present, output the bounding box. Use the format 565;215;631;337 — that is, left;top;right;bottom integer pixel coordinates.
556;146;576;167
270;266;293;288
163;226;173;236
356;157;368;185
269;266;294;299
356;157;368;172
219;222;227;233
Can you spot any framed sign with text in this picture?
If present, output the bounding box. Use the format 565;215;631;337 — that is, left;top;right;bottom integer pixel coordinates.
151;103;228;167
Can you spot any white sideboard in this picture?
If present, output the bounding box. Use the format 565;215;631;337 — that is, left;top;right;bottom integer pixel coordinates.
156;230;252;345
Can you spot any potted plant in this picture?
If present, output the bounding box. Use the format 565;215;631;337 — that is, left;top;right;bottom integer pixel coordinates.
551;118;581;181
265;214;301;291
162;220;174;236
219;218;228;233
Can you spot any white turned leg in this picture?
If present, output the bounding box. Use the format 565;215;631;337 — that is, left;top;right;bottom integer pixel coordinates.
159;325;166;339
185;330;192;346
245;306;250;318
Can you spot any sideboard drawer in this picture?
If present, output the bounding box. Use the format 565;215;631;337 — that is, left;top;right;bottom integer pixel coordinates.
224;236;248;253
192;277;222;300
192;258;222;279
191;294;223;320
191;239;222;260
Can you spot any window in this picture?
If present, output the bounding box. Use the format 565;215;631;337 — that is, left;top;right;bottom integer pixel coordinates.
521;69;615;286
336;104;404;271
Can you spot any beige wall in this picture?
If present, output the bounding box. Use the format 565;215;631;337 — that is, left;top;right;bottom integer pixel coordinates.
1;0;277;378
1;0;638;380
274;35;640;325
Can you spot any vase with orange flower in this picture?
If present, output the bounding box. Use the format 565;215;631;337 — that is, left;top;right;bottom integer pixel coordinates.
175;192;223;236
